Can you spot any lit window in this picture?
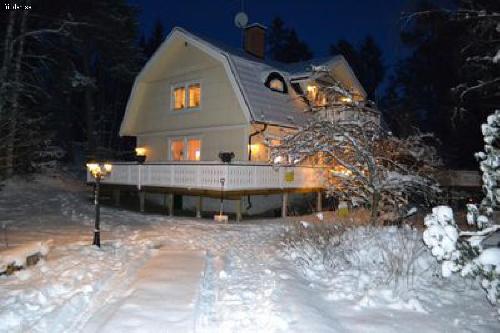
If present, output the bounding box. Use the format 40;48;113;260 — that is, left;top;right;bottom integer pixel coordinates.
173;87;185;110
188;83;201;108
269;79;284;92
265;72;288;93
170;139;184;160
187;139;201;161
170;137;202;161
306;85;327;107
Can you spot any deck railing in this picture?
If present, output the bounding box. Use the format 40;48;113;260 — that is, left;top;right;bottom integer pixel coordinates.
87;162;326;191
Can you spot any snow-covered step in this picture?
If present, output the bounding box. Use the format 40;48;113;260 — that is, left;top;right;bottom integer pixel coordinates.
83;249;206;333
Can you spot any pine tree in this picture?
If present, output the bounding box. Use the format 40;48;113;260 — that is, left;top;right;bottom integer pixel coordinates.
330;37;385;101
267;17;313;63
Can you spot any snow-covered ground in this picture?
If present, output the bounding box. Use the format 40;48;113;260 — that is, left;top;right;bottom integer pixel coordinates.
0;173;499;332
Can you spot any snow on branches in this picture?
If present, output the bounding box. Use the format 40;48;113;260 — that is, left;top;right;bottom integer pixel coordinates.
271;118;440;224
423;206;500;307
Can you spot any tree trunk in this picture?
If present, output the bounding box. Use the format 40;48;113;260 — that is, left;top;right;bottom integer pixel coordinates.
370;191;380;225
5;9;28;177
0;12;16;173
83;49;96;159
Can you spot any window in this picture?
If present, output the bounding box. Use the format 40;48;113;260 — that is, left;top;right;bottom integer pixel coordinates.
269;79;284;92
188;83;201;108
173;87;185;110
170;139;185;160
306;85;327;107
171;82;201;111
187;139;201;160
265;72;288;93
169;137;201;161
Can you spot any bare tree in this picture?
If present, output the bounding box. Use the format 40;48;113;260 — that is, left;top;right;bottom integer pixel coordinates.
271;68;440;223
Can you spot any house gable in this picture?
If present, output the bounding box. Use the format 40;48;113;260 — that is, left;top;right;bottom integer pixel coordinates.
119;28;252;137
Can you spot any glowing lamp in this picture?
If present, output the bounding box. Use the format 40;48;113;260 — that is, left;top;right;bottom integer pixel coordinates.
135;147;146;156
307;85;317;93
340;96;352;103
195;150;201;161
135;147;146;163
85;161;113;248
248;144;260;153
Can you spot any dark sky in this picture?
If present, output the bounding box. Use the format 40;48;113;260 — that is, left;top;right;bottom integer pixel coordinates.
128;0;424;88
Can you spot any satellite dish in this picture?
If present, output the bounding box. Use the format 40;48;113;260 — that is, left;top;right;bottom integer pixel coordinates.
234;12;248;29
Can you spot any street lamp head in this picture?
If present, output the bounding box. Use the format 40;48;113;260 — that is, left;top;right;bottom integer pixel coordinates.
86;162;112;178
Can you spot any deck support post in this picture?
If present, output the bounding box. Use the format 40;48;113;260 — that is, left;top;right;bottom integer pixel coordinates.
112;189;120;206
236;197;243;222
316;191;322;212
139;191;145;213
196;196;203;218
282;192;288;218
165;193;174;217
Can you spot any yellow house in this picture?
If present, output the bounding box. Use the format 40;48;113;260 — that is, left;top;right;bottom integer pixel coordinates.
91;25;371;219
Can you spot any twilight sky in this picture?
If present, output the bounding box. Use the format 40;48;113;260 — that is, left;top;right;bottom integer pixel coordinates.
128;0;446;88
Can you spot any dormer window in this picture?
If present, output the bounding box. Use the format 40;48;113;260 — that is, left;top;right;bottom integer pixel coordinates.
265;72;288;94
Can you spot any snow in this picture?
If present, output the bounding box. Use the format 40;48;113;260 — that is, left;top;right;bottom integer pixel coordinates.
83;250;206;333
0;173;499;332
477;248;500;273
493;49;500;64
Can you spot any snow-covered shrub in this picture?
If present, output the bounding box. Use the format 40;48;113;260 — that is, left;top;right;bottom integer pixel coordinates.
282;221;346;277
423;206;500;309
282;221;435;292
423;111;500;310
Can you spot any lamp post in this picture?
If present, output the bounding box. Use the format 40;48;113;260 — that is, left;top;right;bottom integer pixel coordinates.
86;162;112;247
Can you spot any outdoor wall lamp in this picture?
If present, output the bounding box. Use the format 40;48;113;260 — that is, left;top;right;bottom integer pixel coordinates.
135;147;147;163
86;162;112;247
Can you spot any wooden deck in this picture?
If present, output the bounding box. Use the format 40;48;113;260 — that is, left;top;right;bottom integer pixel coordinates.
87;162;326;195
87;162;326;219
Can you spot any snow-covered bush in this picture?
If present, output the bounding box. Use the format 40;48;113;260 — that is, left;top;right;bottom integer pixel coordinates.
423;110;500;310
282;221;435;292
423;206;500;309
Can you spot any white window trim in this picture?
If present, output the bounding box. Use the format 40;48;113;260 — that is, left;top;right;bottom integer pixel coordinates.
168;135;203;161
170;80;202;113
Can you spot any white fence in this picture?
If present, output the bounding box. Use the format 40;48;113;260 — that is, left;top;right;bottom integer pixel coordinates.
87;162;326;191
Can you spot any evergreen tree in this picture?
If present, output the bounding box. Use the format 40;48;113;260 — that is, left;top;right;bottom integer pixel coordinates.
267;17;313;63
143;19;165;58
359;36;385;100
330;37;385;100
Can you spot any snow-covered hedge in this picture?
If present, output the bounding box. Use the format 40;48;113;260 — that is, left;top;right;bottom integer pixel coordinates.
282;221;436;292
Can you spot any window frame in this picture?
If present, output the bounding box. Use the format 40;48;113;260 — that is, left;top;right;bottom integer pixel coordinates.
168;135;203;161
170;80;202;113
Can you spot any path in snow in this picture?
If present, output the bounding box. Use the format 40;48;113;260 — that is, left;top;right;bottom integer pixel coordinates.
82;250;206;333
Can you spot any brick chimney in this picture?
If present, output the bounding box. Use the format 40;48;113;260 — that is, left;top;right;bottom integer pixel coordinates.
244;23;266;59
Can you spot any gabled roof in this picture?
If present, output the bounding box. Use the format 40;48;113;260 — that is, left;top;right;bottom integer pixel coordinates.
120;27;366;136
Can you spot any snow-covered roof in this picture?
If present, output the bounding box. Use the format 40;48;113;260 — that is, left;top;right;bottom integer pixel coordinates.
120;27;367;135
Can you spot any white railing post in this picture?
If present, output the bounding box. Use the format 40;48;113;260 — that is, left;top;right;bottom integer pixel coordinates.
137;164;141;190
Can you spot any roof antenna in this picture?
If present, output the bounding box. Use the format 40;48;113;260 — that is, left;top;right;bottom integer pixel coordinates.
234;0;248;47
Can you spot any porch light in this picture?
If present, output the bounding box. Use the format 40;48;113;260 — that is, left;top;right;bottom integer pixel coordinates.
340;96;352;103
306;85;317;93
248;144;260;153
135;147;146;156
195;149;201;160
86;162;112;247
135;147;146;163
